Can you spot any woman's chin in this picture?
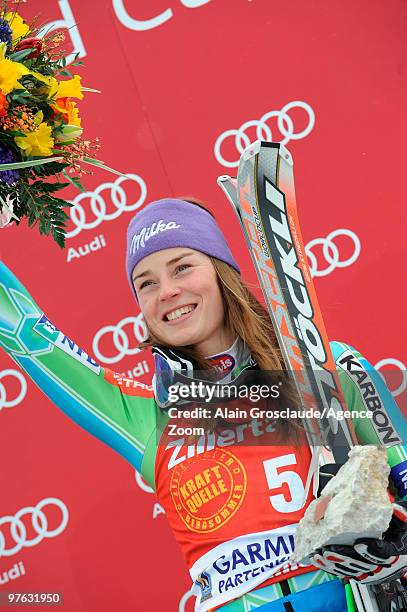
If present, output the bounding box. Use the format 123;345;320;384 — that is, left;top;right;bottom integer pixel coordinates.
164;333;197;347
155;325;194;347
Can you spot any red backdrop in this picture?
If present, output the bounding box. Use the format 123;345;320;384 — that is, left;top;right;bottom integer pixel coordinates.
0;1;406;610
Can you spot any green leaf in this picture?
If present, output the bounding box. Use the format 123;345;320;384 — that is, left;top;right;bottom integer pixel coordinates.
31;181;69;193
4;129;26;137
59;69;73;77
30;161;69;177
0;157;63;170
62;170;86;192
8;48;36;61
82;157;127;177
55;139;76;145
52;231;66;248
47;183;70;193
10;93;30;103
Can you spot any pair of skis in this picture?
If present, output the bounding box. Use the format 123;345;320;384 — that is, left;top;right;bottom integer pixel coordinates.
217;141;357;463
217;140;403;612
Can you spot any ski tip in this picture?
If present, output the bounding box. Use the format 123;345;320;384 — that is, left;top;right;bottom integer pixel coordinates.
217;175;232;184
239;140;294;165
240;139;262;161
279;144;293;166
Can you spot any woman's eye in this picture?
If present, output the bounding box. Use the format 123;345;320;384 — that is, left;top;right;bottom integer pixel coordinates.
139;280;154;290
176;264;190;273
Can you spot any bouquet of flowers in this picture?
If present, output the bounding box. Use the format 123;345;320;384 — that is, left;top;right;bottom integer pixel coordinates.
0;1;118;246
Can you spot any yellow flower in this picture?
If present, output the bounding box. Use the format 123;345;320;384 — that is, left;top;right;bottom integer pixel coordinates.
5;12;30;42
56;75;83;100
69;102;81;127
68;102;82;127
28;71;59;99
15;122;54;157
0;58;28;94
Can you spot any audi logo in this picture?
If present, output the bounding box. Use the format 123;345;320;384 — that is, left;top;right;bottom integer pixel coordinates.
92;315;147;364
305;229;361;278
375;358;406;399
0;498;69;558
66;174;147;239
214;101;315;168
134;470;154;494
0;369;27;410
134;471;165;521
179;589;195;612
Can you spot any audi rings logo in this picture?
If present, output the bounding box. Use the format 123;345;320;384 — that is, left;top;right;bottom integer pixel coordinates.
134;470;154;494
0;369;27;411
93;315;147;364
305;229;361;278
375;358;407;399
179;589;195;612
0;498;69;558
134;470;165;521
66;174;147;239
134;470;154;493
214;101;315;168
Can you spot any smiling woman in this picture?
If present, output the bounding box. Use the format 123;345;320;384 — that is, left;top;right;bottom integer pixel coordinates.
0;197;406;612
132;247;234;355
127;198;247;360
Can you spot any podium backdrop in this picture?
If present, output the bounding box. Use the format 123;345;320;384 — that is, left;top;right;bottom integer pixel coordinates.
0;1;406;610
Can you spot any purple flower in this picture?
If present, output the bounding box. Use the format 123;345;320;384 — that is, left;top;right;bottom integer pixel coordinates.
0;18;12;47
0;145;19;185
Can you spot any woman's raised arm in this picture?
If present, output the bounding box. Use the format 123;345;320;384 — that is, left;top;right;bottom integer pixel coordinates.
0;261;158;487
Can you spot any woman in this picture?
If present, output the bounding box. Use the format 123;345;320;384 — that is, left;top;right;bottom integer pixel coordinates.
0;197;406;611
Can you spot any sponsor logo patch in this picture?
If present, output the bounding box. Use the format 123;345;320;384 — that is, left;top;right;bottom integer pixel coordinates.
195;570;212;602
34;314;101;375
336;350;401;446
130;219;180;252
207;354;235;378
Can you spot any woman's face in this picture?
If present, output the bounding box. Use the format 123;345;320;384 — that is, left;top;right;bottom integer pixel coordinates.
132;247;234;356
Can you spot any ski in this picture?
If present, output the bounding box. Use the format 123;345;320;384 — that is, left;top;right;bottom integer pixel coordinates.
217;140;357;464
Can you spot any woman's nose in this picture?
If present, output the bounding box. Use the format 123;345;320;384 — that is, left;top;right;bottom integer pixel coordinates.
158;279;181;301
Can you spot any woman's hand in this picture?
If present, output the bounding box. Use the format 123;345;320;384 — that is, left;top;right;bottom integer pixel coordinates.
310;501;407;584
